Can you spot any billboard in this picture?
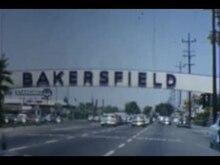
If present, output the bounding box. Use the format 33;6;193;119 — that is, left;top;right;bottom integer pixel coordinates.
7;69;214;93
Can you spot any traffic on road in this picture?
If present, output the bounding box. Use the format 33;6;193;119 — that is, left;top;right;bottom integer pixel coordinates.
0;9;220;156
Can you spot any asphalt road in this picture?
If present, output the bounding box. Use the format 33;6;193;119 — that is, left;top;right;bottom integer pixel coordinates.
1;121;220;156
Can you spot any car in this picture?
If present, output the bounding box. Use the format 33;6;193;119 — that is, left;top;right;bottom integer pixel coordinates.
163;116;171;125
131;114;147;127
4;114;17;124
144;116;151;125
16;113;28;124
126;115;133;123
87;115;94;121
209;115;220;150
176;116;190;128
100;113;121;126
172;117;179;124
116;113;128;124
158;116;165;124
93;115;101;122
26;114;41;124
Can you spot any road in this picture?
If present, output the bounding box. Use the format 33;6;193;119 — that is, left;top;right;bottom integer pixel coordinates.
0;121;219;156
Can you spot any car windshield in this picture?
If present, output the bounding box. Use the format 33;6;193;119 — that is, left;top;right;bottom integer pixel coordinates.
0;8;220;156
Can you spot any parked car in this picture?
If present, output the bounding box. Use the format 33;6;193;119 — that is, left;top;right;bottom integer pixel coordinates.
40;114;62;123
209;115;220;150
4;114;17;124
16;113;28;124
131;114;147;127
25;114;41;124
100;113;121;126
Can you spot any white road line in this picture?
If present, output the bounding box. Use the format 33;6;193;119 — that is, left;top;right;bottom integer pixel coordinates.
52;126;82;131
127;138;132;143
104;150;115;156
66;136;75;140
118;143;125;148
82;133;88;137
45;139;58;144
8;146;28;152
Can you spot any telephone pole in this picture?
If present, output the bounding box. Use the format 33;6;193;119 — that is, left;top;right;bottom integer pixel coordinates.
1;12;5;57
182;33;196;128
176;61;185;109
212;9;218;123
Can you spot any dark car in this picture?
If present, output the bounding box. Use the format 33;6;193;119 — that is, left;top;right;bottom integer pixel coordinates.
176;116;190;128
4;114;17;124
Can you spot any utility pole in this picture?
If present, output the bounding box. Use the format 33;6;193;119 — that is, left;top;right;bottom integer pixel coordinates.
212;9;218;123
1;12;4;57
176;61;185;109
182;33;196;128
102;99;104;114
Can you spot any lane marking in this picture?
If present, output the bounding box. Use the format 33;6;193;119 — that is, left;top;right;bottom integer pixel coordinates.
66;136;75;140
82;133;88;137
8;146;28;152
104;150;115;156
26;133;68;138
45;139;58;144
52;126;83;131
127;138;132;143
118;143;125;148
89;135;126;140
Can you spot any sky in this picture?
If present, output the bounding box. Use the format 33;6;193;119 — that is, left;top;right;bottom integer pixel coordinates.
0;9;216;109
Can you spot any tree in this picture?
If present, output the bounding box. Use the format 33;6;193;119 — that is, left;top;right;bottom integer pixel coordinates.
0;55;13;127
155;103;174;116
143;106;152;117
102;105;119;113
194;107;211;126
125;101;141;115
77;102;95;118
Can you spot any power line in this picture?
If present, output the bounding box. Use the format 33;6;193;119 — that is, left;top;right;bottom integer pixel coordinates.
182;33;196;128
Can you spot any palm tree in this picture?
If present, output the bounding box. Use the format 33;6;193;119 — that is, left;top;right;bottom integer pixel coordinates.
0;54;13;127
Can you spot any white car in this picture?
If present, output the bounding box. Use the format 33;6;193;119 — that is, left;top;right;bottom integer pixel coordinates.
100;113;120;126
16;114;27;124
209;115;220;150
87;115;94;121
131;114;147;127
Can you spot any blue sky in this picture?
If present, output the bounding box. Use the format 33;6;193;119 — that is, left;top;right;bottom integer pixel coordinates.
0;9;216;109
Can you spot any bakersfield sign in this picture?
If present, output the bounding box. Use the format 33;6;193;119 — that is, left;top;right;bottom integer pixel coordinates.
8;69;213;93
